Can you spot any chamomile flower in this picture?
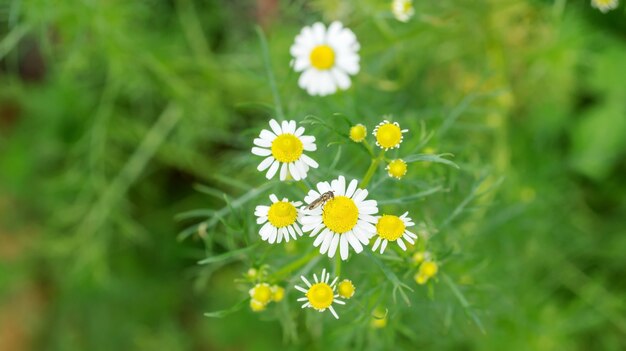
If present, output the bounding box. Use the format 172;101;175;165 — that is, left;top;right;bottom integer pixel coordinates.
255;194;304;244
249;283;272;306
252;119;319;181
337;279;355;299
591;0;619;12
295;269;345;319
415;261;439;285
386;159;407;179
301;176;379;260
349;124;367;143
372;212;417;254
373;120;408;150
290;22;360;96
392;0;415;22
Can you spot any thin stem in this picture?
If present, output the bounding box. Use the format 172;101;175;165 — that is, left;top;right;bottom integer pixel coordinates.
334;254;342;277
360;150;385;189
256;26;285;120
273;249;319;280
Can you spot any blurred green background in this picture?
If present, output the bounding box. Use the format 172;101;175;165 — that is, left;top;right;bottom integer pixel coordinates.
1;0;625;350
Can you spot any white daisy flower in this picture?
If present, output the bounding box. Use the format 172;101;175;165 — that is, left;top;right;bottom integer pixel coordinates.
372;119;408;150
591;0;619;12
252;119;319;181
301;176;378;260
295;268;345;319
392;0;415;22
254;194;303;244
290;21;360;96
372;212;418;254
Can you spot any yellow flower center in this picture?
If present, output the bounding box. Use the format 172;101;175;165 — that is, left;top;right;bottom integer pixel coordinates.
337;280;355;299
271;134;303;163
388;159;407;179
250;299;267;312
375;123;403;149
414;272;429;285
306;282;334;310
420;261;438;278
271;285;285;302
267;201;298;228
322;196;359;234
376;215;405;241
310;45;335;70
403;1;413;13
349;124;367;143
251;284;272;305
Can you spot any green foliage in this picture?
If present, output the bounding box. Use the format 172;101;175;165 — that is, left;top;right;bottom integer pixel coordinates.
1;0;625;350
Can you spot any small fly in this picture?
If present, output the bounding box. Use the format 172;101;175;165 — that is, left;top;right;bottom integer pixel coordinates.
306;191;334;210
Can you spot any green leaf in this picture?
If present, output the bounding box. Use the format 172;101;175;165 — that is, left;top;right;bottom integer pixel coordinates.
204;298;249;318
403;153;460;169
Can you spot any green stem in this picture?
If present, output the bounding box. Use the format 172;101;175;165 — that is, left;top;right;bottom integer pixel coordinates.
273;249;318;280
360;151;385;189
334;254;342;277
256;26;285;120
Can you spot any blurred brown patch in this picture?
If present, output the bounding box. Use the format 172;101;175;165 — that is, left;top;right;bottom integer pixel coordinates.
256;0;278;28
0;197;45;351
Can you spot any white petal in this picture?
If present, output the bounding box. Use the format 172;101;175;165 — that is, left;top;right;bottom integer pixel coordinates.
314;229;329;247
331;67;351;90
346;231;363;253
269;194;279;203
253;138;272;147
328;235;340;258
316;181;332;194
380;239;388;254
295;126;305;137
352;188;368;202
269;119;282;135
345;179;358;198
266;160;280;179
259;129;276;141
329;306;339;319
300;154;319;168
252;147;271;156
339;235;349;260
280;162;288;181
289;162;301;181
397;238;406;251
287;120;297;134
257;156;275;171
372;237;381;251
320;232;335;254
281;120;290;135
403;233;415;245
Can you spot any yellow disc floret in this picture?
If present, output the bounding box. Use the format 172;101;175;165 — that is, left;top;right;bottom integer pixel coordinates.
337;279;355;299
375;122;403;149
387;159;407;179
420;261;438;278
322;196;359;234
414;272;429;285
349;124;367;143
271;285;285;302
250;299;267;312
376;215;406;241
249;283;272;305
306;283;334;310
271;134;303;163
267;201;298;228
310;45;335;70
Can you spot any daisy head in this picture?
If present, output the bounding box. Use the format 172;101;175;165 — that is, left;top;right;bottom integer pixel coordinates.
392;0;415;22
349;124;367;143
254;194;304;244
249;283;272;306
252;119;319;181
415;260;439;285
591;0;619;12
386;159;407;179
372;212;417;254
301;176;379;260
337;279;356;299
290;21;360;96
295;269;346;319
373;119;408;150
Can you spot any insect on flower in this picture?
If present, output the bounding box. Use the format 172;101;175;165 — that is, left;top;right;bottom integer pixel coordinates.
305;191;334;210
